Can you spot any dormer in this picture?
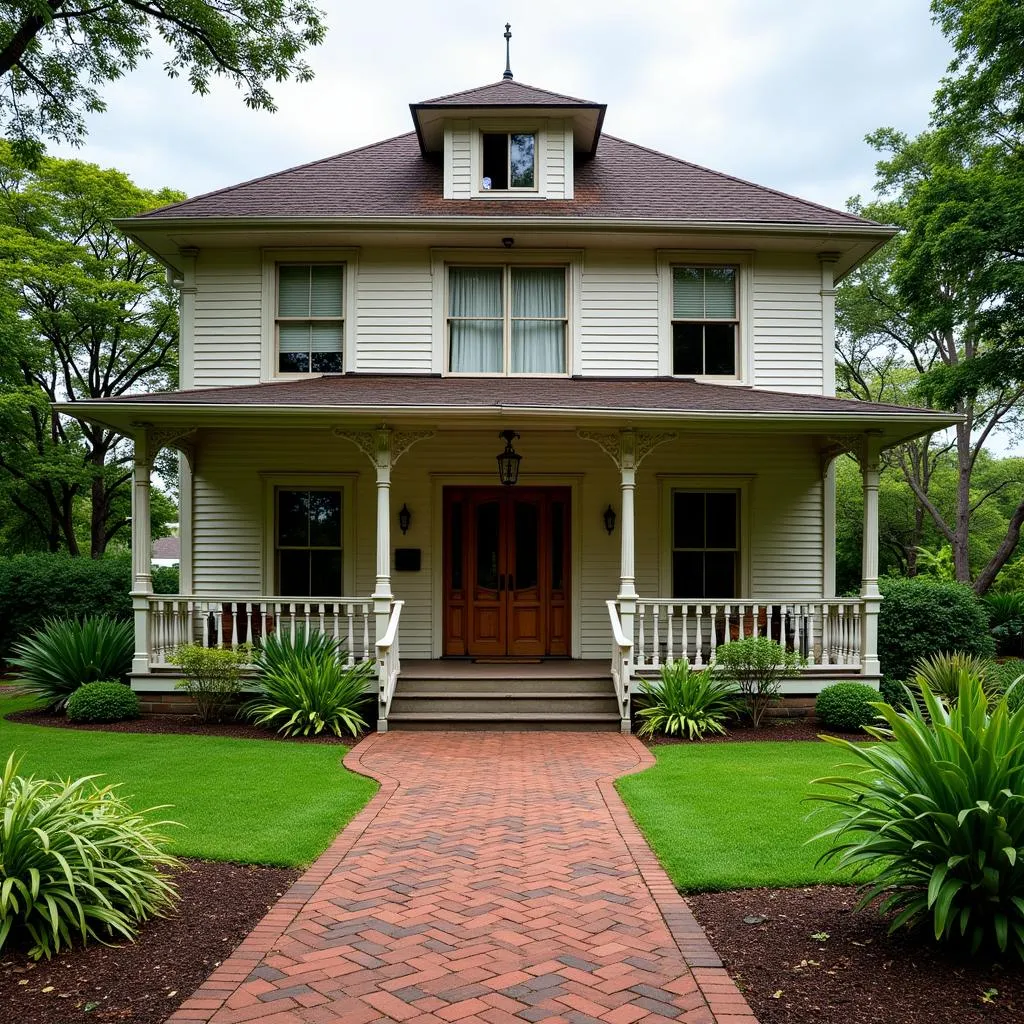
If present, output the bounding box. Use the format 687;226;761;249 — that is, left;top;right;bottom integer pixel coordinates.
410;80;606;201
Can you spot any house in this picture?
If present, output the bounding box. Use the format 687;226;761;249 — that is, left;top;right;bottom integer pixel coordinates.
63;71;958;732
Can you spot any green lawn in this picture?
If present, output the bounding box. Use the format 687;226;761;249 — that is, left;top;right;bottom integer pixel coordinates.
616;740;866;892
0;694;378;867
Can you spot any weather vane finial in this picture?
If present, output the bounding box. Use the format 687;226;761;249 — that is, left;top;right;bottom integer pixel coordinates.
503;23;513;80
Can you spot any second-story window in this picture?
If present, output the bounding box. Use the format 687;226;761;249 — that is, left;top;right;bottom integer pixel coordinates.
448;265;567;374
481;132;536;190
672;265;738;376
277;264;344;373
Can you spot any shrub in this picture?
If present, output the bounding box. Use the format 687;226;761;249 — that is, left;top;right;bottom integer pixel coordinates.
879;676;913;710
811;676;1024;960
636;660;742;740
10;616;134;711
878;576;995;682
0;553;132;666
245;629;372;737
815;682;881;732
0;754;178;960
912;651;999;706
66;681;140;722
168;643;252;723
151;564;180;595
713;636;805;728
985;592;1024;657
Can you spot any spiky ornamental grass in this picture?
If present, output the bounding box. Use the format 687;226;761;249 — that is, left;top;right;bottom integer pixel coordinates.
244;629;373;737
811;677;1024;960
636;661;743;740
11;616;133;710
0;755;179;960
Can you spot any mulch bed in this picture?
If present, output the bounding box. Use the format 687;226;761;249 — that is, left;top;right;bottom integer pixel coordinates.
642;717;868;744
0;859;300;1024
689;885;1024;1023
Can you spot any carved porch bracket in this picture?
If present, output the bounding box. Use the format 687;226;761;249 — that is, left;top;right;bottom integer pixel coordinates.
576;429;621;468
334;427;434;468
576;428;678;470
818;434;861;479
130;422;198;471
634;430;678;468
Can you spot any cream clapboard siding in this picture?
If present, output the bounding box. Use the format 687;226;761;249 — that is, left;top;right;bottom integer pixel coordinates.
752;253;825;393
445;123;472;199
544;121;572;200
192;428;823;659
356;248;433;372
192;249;263;387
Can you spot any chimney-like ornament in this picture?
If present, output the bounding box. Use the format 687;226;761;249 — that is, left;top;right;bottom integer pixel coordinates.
503;23;513;80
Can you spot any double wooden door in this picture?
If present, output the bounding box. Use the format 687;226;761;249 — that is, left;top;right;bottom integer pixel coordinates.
443;487;570;657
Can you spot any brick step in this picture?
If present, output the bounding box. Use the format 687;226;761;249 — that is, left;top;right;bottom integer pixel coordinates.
385;711;623;732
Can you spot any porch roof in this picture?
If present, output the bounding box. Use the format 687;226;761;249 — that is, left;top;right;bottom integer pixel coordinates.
60;375;960;447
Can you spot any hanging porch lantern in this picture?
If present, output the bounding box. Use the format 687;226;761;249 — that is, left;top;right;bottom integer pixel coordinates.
496;430;522;486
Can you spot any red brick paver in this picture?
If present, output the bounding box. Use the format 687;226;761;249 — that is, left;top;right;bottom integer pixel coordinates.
167;732;756;1024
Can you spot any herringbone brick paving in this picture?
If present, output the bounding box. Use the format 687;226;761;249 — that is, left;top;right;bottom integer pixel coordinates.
167;731;756;1024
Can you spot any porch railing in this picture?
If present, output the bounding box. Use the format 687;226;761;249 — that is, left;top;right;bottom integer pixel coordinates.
606;600;633;733
375;600;404;731
629;598;865;671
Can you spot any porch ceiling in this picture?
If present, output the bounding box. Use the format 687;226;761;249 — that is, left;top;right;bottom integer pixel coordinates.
59;374;960;448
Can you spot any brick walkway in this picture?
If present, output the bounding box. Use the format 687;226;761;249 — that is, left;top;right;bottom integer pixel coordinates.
168;732;756;1024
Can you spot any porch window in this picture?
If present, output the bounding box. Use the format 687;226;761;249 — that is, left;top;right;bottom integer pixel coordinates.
276;488;343;596
276;264;344;374
672;490;739;598
672;266;738;376
447;265;567;374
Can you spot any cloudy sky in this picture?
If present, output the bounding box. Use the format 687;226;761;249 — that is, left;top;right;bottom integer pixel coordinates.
53;0;953;213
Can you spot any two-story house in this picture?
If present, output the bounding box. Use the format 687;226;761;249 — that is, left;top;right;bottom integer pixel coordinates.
65;77;956;732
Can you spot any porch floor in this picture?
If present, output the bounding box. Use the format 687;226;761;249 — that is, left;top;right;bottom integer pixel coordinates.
400;658;611;680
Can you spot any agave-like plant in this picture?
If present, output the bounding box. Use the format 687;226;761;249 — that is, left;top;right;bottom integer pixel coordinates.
10;616;134;710
245;628;373;737
811;675;1024;960
636;660;742;740
912;650;998;706
0;754;179;959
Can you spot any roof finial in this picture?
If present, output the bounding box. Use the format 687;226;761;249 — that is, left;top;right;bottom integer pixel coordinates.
503;23;513;80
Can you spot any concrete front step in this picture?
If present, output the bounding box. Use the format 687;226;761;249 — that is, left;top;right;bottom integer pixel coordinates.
389;691;621;716
386;711;623;732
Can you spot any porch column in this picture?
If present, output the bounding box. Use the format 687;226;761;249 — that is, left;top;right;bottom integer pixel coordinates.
617;429;638;646
130;430;154;676
372;428;393;646
860;432;882;678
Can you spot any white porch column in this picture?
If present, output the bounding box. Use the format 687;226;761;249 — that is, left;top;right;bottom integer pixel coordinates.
860;432;883;678
617;429;638;647
372;427;394;645
130;430;154;676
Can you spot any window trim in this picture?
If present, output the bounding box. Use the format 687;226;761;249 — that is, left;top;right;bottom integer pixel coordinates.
430;248;583;375
658;475;753;599
260;248;359;382
261;472;357;596
657;251;752;383
469;121;548;200
481;131;538;193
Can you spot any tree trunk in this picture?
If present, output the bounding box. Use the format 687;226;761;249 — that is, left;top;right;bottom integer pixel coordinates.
974;499;1024;595
953;417;973;583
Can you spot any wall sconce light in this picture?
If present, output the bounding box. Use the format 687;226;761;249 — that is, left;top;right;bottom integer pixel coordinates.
398;503;411;535
603;505;617;535
496;430;522;486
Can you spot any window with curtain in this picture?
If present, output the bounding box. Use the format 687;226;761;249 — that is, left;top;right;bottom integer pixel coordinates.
672;265;738;376
671;490;739;598
448;265;566;374
277;264;344;373
276;488;343;596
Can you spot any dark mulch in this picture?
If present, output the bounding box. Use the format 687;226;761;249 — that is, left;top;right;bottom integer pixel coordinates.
5;706;365;743
689;885;1024;1024
0;859;300;1024
642;717;868;744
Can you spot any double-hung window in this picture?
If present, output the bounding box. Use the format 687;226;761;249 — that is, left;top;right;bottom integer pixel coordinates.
276;264;344;374
448;265;567;373
671;490;739;598
481;132;536;191
276;488;343;596
672;265;738;376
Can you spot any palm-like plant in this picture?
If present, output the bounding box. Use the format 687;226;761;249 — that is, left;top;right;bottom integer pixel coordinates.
244;629;372;737
636;660;742;740
0;755;179;959
912;650;998;706
11;616;133;710
811;676;1024;960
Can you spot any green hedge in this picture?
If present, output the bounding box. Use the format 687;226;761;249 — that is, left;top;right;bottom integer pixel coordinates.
878;576;995;682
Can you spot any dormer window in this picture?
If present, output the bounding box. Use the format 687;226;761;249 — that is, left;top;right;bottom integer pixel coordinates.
481;132;536;190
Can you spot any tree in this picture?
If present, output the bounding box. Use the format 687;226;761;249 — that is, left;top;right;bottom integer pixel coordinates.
0;0;326;162
0;143;183;556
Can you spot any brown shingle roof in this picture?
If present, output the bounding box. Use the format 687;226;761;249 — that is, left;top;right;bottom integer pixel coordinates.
92;375;934;418
138;132;872;227
415;79;598;107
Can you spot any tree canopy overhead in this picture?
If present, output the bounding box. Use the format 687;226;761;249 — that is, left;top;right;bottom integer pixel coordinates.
0;0;326;162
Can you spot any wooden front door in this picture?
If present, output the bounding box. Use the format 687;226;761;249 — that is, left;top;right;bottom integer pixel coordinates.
443;487;570;657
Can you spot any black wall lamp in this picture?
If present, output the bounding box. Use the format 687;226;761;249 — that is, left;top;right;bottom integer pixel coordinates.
398;503;411;534
603;505;617;535
496;430;522;486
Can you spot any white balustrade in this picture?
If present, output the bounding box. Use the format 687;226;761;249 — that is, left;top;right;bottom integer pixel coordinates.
606;600;633;733
375;599;404;731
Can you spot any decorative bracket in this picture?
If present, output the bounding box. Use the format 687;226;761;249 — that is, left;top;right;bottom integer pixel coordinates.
131;423;198;472
818;434;861;479
334;426;434;469
577;428;677;471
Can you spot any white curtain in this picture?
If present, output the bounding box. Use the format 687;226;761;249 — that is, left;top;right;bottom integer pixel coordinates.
511;267;565;373
449;268;503;372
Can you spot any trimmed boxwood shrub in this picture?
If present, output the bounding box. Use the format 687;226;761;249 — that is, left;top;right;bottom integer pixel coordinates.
816;682;882;731
878;577;995;682
66;681;140;722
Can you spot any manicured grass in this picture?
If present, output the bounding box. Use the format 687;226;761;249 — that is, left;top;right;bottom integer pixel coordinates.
0;695;378;867
616;740;867;892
